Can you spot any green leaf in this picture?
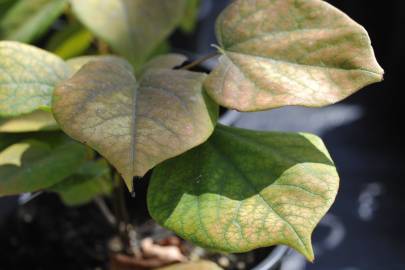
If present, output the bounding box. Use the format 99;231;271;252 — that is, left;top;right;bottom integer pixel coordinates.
0;137;87;196
179;0;200;33
53;57;218;190
0;0;68;43
148;125;339;261
46;23;93;60
0;110;58;133
0;0;15;18
205;0;384;112
157;261;223;270
50;160;112;206
70;0;187;68
0;131;69;151
0;41;71;117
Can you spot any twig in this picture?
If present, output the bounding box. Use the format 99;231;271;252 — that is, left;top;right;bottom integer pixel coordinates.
94;197;116;226
179;51;219;70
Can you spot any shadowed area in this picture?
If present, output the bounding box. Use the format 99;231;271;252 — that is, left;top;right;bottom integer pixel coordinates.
148;125;339;260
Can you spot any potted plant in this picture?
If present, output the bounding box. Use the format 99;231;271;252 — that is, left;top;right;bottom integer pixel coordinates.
0;0;383;269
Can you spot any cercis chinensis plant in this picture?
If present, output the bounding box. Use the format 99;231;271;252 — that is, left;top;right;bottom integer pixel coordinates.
0;0;383;261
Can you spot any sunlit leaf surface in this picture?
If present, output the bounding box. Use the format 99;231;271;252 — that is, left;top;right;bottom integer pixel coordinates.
0;110;58;133
0;41;71;117
205;0;384;111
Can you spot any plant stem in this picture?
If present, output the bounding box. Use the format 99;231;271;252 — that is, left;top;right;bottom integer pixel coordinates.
179;51;219;70
97;39;110;55
109;166;134;255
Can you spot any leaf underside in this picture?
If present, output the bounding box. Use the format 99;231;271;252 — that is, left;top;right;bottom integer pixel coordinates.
53;57;217;190
148;125;339;261
205;0;384;111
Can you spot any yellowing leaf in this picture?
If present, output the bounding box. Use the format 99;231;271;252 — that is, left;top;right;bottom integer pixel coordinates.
52;29;93;60
53;58;217;190
0;110;58;133
0;138;87;196
70;0;187;68
0;0;68;43
0;41;71;117
205;0;384;111
148;125;339;261
0;142;30;166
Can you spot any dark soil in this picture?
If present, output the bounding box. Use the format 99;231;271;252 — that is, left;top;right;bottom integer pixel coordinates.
0;177;273;270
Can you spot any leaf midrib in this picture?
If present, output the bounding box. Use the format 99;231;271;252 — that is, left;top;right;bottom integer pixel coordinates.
227;50;382;77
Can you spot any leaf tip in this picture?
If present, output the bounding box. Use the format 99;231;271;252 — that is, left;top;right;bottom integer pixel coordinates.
122;174;134;192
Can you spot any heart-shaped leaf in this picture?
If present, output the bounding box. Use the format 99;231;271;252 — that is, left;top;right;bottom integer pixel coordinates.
53;57;218;189
70;0;187;68
148;125;339;261
205;0;384;111
139;54;187;77
0;137;87;196
66;55;134;74
0;110;58;133
0;0;68;43
50;159;113;206
0;41;71;117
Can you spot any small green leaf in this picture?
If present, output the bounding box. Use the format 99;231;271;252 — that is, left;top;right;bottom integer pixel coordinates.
157;261;223;270
0;110;58;133
0;0;68;43
0;41;71;117
50;160;112;206
46;23;93;60
53;57;217;190
205;0;384;111
148;125;339;261
70;0;187;68
179;0;200;33
0;137;87;196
